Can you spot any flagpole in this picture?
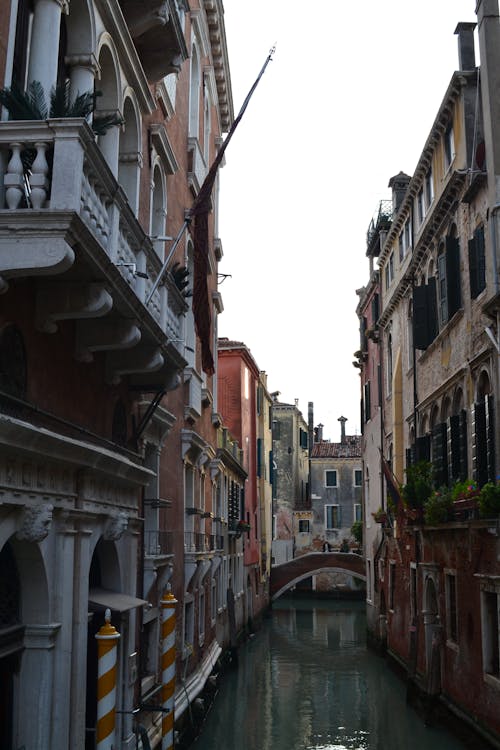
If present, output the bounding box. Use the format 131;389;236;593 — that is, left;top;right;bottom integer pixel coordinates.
145;44;276;311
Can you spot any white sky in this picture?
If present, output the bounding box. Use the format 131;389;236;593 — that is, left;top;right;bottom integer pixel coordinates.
217;0;477;442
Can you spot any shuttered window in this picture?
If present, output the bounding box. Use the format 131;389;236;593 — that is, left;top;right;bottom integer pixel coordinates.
469;226;486;298
432;422;448;487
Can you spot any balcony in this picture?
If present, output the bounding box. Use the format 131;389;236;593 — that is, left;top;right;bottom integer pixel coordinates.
0;119;187;389
144;530;173;557
117;0;189;82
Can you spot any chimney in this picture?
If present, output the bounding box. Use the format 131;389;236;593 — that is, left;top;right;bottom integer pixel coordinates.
454;22;476;71
315;423;323;442
338;416;347;444
388;172;411;214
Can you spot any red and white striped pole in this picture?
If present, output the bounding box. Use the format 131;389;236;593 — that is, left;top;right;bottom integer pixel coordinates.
95;608;120;750
160;587;177;750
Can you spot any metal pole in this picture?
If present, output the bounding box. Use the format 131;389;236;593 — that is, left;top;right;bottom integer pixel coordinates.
145;219;190;306
95;608;121;750
160;587;177;750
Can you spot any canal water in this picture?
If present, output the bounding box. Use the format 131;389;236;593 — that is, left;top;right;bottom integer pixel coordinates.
191;599;467;750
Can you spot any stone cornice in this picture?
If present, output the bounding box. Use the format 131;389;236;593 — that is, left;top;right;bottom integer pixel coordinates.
201;0;233;131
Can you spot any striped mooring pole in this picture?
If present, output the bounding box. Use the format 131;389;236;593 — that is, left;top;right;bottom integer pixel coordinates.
160;587;177;750
95;608;121;750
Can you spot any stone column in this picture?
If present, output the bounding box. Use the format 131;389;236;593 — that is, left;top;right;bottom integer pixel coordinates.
17;623;61;750
66;53;100;103
27;0;66;103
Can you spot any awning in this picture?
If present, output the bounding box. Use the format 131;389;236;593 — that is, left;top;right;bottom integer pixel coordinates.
89;588;148;612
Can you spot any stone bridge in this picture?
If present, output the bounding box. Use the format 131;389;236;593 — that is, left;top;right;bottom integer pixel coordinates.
270;552;366;601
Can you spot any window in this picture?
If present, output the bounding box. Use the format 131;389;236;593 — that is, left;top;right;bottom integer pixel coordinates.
325;505;340;529
410;564;417;622
389;562;396;611
299;428;308;450
417;189;424;226
354;469;362;487
425;167;434;207
353;503;362;521
183;597;194;655
437;235;461;327
298;519;310;533
445;572;458;643
364;381;371;424
385;252;394;290
469;225;486;299
325;470;337;487
481;589;499;678
404;218;412;254
444;124;455;170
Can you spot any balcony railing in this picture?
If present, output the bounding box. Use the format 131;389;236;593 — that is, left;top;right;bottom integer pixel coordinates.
184;532;225;553
144;530;173;556
0;119;186;346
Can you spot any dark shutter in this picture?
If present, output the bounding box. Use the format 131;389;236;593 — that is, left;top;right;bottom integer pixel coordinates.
472;401;488;486
438;253;448;324
413;284;429;350
416;434;431;463
364;381;371;423
487;394;496;482
432;422;448;487
459;409;468;480
446;235;461;318
427;277;438;342
257;438;262;477
469;237;478;299
371;293;380;324
449;414;461;484
406;447;414;468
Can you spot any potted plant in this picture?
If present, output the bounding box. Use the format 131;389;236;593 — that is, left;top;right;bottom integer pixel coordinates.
424;487;453;525
452;479;480;521
372;507;388;524
478;482;500;519
401;461;434;512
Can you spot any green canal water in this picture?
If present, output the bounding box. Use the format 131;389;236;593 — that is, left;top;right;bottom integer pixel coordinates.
191;599;468;750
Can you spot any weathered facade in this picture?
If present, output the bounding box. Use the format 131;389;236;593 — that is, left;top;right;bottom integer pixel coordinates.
271;399;309;564
357;7;500;746
0;1;251;747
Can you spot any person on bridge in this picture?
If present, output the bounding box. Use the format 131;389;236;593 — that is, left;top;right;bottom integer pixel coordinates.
340;539;350;553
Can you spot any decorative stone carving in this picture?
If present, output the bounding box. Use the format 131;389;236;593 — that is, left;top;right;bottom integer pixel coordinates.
103;512;129;541
16;503;54;542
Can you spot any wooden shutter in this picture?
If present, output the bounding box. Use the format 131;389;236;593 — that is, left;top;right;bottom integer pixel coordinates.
476;226;486;295
413;284;429;350
487;394;496;482
459;409;468;480
438;253;448;325
469;237;478;299
446;235;461;318
472;401;488;486
432;422;448;487
449;414;461;484
416;434;431;463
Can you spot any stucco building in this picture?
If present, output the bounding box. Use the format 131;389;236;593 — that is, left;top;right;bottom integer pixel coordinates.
356;7;500;745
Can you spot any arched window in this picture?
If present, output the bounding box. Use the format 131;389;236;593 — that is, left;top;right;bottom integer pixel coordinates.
473;370;495;486
119;96;141;215
188;44;200;138
150;162;167;257
386;330;393;395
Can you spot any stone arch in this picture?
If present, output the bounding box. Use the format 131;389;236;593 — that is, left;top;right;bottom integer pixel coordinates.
188;42;201;137
66;0;96;57
95;34;122;173
119;90;142;214
150;158;167;257
476;367;492;401
440;394;451;423
270;554;366;602
89;536;122;592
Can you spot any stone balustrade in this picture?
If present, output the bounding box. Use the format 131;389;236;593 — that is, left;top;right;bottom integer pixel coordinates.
0;118;185;345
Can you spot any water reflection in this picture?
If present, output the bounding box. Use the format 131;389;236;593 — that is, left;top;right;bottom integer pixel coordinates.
191;600;466;750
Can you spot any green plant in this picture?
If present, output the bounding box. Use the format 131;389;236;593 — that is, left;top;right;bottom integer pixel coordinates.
351;520;363;545
451;478;479;502
478;482;500;519
424;486;453;525
372;507;387;523
0;80;122;135
401;461;434;509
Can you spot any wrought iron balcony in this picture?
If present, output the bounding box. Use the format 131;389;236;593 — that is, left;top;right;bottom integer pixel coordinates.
144;530;173;556
0;119;187;388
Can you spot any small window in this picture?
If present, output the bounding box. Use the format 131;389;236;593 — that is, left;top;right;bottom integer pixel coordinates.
298;519;310;533
389;562;396;611
325;505;340;529
353;503;362;521
444;124;455;170
469;225;486;299
354;469;362;487
482;590;499;677
325;470;337;487
417;189;424;225
425;168;434;207
445;572;458;643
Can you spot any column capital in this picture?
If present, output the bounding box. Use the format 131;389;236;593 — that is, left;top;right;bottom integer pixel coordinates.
24;623;61;649
65;53;101;77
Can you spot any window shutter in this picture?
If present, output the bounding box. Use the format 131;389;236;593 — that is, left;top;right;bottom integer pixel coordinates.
472;401;488;486
371;293;380;323
405;447;413;468
413;284;429;350
438;253;448;325
476;226;486;295
446;235;461;318
487;394;496;482
459;409;468;480
427;277;438;342
469;237;478;299
449;414;461;484
416;434;431;463
432;422;448;487
257;438;262;477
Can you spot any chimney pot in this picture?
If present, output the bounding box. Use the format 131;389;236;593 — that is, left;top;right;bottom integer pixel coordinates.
454;22;477;71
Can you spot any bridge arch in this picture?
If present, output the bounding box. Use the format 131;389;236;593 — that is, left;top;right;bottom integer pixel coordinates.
270;552;366;602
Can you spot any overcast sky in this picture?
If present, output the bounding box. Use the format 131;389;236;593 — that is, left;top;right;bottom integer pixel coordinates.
217;0;477;441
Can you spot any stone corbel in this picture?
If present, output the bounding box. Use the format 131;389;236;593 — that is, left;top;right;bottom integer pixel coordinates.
103;511;129;541
75;319;141;362
16;503;54;543
209;458;223;481
36;282;112;333
126;1;169;38
106;345;164;385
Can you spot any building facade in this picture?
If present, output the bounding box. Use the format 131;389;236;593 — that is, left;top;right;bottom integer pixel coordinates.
357;7;500;745
0;1;250;748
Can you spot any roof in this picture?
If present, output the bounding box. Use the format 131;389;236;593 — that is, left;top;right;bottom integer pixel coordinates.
311;436;361;459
